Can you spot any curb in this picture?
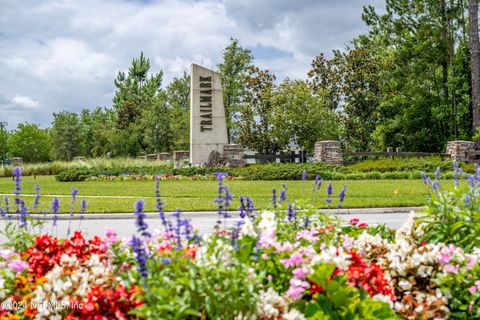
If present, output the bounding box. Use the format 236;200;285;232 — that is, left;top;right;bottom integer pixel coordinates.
7;207;423;220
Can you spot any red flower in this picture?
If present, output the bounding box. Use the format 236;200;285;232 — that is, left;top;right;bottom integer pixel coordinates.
357;222;368;228
66;285;143;320
349;218;360;226
345;250;393;299
22;231;107;279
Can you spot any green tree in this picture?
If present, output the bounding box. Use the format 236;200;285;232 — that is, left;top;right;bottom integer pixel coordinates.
141;92;173;153
272;79;341;152
0;122;8;161
165;72;190;150
360;0;470;151
8;123;51;162
50;111;84;160
112;52;164;156
80;108;116;157
218;38;254;143
238;66;281;153
469;0;480;135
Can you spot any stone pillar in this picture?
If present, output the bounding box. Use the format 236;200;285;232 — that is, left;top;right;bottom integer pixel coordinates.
146;154;159;161
189;64;228;165
158;152;172;162
173;150;190;168
446;141;475;162
314;141;343;165
11;157;23;166
223;144;245;168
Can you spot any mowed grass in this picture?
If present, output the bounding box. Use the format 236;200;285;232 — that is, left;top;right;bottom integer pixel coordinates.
0;176;441;213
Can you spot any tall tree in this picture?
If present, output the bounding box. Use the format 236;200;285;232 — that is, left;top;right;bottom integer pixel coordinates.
271;79;341;152
360;0;470;151
50;111;84;160
112;52;164;156
469;0;480;135
80;108;116;157
238;66;281;153
0;122;8;161
8;123;51;162
165;72;190;150
218;38;254;143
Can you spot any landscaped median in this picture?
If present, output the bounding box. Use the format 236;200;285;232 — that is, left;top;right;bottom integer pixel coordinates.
0;165;479;319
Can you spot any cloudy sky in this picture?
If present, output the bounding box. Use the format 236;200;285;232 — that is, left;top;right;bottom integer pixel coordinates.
0;0;384;130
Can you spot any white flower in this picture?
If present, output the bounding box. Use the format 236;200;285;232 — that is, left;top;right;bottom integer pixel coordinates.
240;218;257;238
258;210;276;231
398;280;412;291
284;308;306;320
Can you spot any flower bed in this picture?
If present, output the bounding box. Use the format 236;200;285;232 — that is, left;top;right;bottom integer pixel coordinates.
0;165;479;319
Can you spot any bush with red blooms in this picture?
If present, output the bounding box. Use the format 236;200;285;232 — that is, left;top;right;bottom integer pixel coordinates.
21;231;106;279
344;250;394;299
66;285;143;320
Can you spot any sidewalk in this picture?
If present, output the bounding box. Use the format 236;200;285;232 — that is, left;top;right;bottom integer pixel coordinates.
23;206;422;220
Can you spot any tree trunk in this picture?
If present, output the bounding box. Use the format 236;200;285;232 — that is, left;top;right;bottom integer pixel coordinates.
469;0;480;135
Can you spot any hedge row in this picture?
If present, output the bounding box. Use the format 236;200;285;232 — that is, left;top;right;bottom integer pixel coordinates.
55;162;460;182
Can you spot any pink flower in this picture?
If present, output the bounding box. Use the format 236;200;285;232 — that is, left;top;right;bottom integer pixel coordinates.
8;259;28;273
296;230;319;242
469;286;477;294
280;252;304;268
475;280;480;287
292;267;309;279
466;255;477;270
443;264;459;274
469;302;474;312
285;279;309;300
0;249;14;260
439;253;451;264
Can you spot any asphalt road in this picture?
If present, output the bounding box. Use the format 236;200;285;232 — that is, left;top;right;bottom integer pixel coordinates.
1;207;419;239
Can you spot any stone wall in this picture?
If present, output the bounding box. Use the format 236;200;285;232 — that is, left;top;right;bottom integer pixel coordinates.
313;141;343;165
158;152;172;162
11;157;23;166
173;150;190;168
446;141;475;162
223;144;246;168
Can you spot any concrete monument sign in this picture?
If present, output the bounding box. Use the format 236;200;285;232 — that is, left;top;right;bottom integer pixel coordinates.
190;64;228;165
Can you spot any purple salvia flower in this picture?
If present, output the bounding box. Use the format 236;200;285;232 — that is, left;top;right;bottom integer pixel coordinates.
280;183;287;202
239;196;247;219
338;185;347;204
155;176;167;231
271;188;277;208
214;172;233;228
3;196;9;213
33;185;41;212
246;197;255;215
51;197;60;227
67;188;79;237
19;200;28;228
432;180;440;193
435;167;441;180
134;199;150;238
420;172;428;184
304;217;310;229
131;235;149;280
287;203;296;221
171;209;183;249
327;182;333;196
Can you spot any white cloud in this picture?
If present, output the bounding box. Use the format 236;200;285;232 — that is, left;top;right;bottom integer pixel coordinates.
0;0;384;129
11;95;40;109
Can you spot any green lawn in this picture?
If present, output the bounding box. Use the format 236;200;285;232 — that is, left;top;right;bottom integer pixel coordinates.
0;176;440;213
